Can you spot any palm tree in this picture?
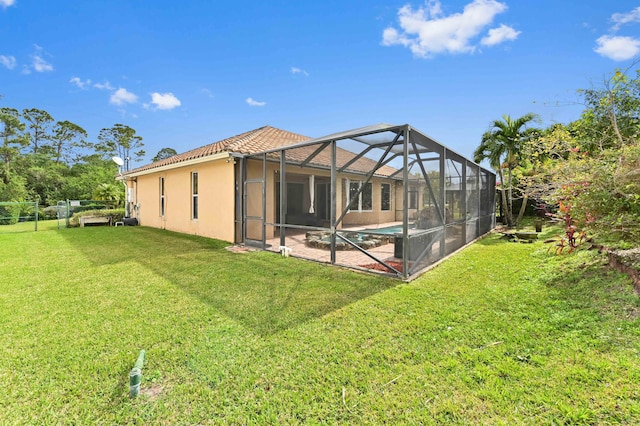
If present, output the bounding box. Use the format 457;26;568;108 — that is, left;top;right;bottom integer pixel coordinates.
474;113;540;227
93;183;123;208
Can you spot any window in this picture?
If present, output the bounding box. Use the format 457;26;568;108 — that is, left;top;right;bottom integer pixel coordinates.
191;172;198;220
381;183;391;211
362;183;372;210
159;177;165;217
347;180;372;212
409;188;418;209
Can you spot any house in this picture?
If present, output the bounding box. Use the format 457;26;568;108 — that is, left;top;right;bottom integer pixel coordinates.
123;125;402;243
123;124;496;279
124;126;303;242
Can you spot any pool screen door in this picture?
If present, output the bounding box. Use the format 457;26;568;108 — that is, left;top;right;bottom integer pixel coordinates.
243;155;267;248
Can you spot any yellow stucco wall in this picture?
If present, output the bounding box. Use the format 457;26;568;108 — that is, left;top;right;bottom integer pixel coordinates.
126;156;402;243
341;177;397;226
129;159;236;242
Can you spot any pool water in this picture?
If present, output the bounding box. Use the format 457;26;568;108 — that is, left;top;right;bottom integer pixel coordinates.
361;224;414;235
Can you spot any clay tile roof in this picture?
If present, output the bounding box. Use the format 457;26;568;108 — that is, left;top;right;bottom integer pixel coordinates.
125;125;398;178
274;144;397;177
125;126;311;175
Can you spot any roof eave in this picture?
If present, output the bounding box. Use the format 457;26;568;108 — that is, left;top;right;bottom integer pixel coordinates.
124;152;231;178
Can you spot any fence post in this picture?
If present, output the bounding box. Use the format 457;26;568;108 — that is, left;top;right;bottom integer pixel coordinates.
34;201;38;232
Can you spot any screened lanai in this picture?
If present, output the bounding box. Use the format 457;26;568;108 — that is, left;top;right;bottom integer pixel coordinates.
239;124;496;280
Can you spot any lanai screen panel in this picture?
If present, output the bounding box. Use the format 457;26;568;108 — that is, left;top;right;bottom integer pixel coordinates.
479;169;496;234
444;154;465;256
243;154;267;245
242;124;496;280
332;128;405;273
401;134;444;276
466;163;480;244
277;142;335;261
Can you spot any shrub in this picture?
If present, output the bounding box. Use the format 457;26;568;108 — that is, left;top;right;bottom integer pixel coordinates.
545;145;640;247
42;206;63;220
18;203;38;222
0;203;20;225
69;209;126;227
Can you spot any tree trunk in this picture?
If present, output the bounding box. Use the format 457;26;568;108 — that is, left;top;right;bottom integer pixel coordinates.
55;142;62;164
515;194;528;227
500;188;508;226
608;93;625;148
497;169;509;226
2;140;10;184
505;168;514;227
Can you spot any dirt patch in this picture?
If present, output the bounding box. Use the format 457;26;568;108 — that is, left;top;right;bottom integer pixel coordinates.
359;260;405;273
225;245;257;254
140;383;164;400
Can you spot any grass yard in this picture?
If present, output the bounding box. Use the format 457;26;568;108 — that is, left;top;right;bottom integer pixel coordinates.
1;221;640;424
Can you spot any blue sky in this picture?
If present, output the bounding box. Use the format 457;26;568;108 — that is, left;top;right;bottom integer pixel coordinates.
2;0;640;166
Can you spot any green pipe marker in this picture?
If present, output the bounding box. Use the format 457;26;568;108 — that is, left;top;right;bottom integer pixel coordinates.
129;350;146;398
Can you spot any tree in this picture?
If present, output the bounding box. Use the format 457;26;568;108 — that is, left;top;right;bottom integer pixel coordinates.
474;113;540;227
59;154;120;201
0;174;28;224
0;108;29;184
95;124;145;171
544;144;640;245
22;108;54;154
516;123;576;212
93;182;123;208
152;147;177;162
535;68;640;246
50;120;88;164
576;69;640;152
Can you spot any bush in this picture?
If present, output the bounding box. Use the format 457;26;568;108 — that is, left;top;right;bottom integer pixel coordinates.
0;175;28;225
18;203;38;222
0;203;20;225
69;209;126;227
42;206;63;220
70;203;110;213
547;145;640;247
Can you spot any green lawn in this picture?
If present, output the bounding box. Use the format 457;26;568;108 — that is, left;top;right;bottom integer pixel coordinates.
1;221;639;424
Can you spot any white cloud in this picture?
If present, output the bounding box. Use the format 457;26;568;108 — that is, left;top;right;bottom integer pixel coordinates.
481;23;520;46
149;92;181;110
382;0;517;58
94;80;114;90
246;97;266;107
69;76;91;89
201;88;214;98
594;35;640;61
0;55;16;69
291;67;309;76
27;46;53;72
0;0;15;8
31;54;53;72
611;7;640;32
110;87;138;105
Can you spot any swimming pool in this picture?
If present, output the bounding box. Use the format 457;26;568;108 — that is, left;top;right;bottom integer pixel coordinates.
360;224;414;235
